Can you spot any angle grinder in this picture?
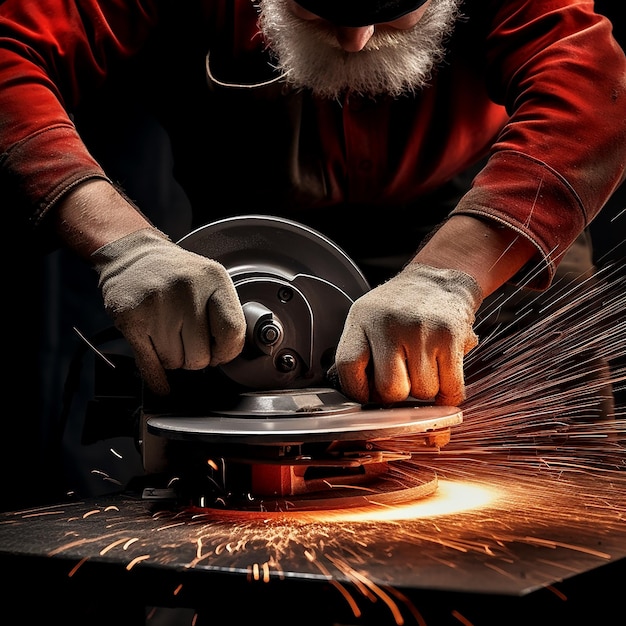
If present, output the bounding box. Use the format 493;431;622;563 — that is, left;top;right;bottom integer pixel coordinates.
138;215;462;511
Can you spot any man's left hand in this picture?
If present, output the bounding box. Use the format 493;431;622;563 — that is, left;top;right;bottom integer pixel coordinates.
333;263;483;406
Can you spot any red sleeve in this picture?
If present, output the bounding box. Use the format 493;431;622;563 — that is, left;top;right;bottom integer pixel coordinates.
0;0;161;229
452;0;626;288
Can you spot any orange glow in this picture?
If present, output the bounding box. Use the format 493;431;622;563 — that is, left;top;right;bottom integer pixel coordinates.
326;479;499;522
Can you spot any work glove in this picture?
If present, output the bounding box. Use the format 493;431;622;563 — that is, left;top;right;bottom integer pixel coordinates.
92;228;246;395
333;263;483;406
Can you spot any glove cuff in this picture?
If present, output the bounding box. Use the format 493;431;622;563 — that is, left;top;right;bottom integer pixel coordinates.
91;227;180;315
91;227;171;268
401;263;484;310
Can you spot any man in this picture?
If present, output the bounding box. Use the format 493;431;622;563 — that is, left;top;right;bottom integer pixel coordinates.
2;0;625;411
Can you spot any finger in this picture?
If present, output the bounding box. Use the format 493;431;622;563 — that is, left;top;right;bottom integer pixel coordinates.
147;321;185;370
325;363;341;389
464;329;479;354
406;344;439;402
337;359;370;404
371;351;411;404
434;347;465;406
206;288;247;365
115;313;171;394
335;327;371;404
127;333;171;395
180;305;211;370
120;295;187;370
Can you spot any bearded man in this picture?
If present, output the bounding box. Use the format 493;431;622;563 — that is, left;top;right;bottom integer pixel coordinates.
1;0;624;409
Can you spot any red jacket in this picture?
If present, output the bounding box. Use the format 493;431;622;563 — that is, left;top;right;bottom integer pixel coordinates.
1;0;625;287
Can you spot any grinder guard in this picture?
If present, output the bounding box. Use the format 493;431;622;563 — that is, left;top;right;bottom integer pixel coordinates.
141;214;371;414
179;214;371;391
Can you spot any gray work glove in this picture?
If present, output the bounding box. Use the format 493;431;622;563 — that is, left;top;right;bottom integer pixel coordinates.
334;263;483;406
92;228;246;395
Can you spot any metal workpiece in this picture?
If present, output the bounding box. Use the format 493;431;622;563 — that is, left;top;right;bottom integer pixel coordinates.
0;481;624;626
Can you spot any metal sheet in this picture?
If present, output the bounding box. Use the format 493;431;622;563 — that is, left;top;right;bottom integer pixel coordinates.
1;472;624;625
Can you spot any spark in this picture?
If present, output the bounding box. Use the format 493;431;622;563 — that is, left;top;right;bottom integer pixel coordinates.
612;207;625;221
327;578;363;618
47;532;130;556
521;537;611;559
545;584;567;601
155;521;187;531
20;509;68;519
450;610;474;626
67;556;89;578
99;538;133;555
126;554;151;570
332;561;406;625
72;326;116;368
91;469;123;487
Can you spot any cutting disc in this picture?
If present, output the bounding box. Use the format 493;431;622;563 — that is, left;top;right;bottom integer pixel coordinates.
144;390;462;510
147;388;463;445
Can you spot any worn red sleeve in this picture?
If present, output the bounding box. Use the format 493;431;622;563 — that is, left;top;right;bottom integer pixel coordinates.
453;0;626;288
0;0;160;228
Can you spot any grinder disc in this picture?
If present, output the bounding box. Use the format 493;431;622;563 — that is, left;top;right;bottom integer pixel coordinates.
145;391;461;511
147;388;463;445
187;470;441;513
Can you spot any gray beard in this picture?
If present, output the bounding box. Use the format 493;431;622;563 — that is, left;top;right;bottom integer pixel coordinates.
258;0;464;99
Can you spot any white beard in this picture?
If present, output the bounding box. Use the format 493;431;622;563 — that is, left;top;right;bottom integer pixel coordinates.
257;0;464;99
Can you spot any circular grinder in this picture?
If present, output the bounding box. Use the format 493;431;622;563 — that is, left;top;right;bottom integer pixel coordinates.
140;215;462;511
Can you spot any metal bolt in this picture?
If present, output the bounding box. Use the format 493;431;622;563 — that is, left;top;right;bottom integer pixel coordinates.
277;352;297;372
277;287;293;303
258;321;281;346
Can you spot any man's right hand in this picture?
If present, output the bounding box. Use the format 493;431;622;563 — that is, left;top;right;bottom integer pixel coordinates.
91;228;246;395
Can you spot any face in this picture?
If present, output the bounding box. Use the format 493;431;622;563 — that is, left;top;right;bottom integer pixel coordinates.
288;1;431;53
258;0;463;99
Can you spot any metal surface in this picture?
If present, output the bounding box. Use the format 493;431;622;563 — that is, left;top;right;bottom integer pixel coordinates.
18;493;624;594
0;488;624;625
